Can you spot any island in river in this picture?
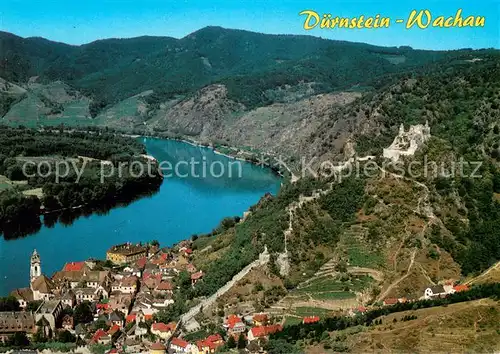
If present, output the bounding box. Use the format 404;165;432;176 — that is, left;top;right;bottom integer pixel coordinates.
0;136;281;295
0;127;164;239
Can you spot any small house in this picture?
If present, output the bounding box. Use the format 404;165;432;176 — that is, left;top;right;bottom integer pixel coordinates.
424;285;447;299
170;337;191;353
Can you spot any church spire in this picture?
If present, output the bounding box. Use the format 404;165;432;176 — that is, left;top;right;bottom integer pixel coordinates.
30;249;41;283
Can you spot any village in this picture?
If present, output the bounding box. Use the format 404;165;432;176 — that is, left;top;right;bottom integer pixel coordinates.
0;241;472;354
1;242;288;353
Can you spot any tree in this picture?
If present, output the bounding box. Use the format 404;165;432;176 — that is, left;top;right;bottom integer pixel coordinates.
0;296;20;311
226;335;236;349
265;339;299;353
253;282;264;292
32;328;48;343
58;330;76;343
335;260;348;273
150;240;160;247
73;301;94;325
9;332;29;347
89;343;111;354
237;333;247;349
92;319;110;331
26;300;43;312
176;271;192;290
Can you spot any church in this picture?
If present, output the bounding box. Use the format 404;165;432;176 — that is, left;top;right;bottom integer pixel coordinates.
10;249;56;308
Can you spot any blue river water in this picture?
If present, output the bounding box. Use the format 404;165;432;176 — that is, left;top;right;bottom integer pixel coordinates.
0;138;281;295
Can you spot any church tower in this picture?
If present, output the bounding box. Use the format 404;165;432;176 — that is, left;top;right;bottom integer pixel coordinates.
30;249;41;282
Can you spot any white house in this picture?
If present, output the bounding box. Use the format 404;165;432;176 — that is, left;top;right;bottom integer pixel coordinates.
424;285;448;299
74;288;100;303
150;322;175;340
10;288;34;309
170;337;191;353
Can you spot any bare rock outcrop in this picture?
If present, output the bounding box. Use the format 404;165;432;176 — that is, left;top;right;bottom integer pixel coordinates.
383;121;431;162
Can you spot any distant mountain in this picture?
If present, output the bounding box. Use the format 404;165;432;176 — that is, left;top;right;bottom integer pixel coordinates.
0;26;475;110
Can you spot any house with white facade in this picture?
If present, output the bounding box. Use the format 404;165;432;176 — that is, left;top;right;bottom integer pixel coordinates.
424;285;448;299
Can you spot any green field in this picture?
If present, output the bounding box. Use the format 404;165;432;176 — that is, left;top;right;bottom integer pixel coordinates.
294;275;373;298
293;306;332;317
342;235;385;268
311;291;355;301
2;93;43;127
95;95;144;128
0;175;13;191
2;92;93;128
284;316;303;327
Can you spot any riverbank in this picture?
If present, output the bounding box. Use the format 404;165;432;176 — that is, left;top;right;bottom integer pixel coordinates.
52;128;291;181
0;137;281;295
120;132;291;181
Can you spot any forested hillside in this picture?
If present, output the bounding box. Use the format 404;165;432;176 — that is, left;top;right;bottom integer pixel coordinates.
0;26;480;114
175;54;500;314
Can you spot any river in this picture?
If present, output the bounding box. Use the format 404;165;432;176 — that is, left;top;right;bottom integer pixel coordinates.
0;138;281;295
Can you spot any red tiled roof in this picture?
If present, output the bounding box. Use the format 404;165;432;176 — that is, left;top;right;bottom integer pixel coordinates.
191;271;203;280
120;276;138;287
453;284;469;292
152;257;166;266
384;298;398;305
205;334;223;343
126;314;136;323
143;273;162;288
143;272;162;281
97;303;110;310
253;313;268;323
225;315;244;329
161;253;168;260
144;314;153;321
357;306;367;313
171;337;189;348
63;261;85;272
196;334;224;351
136;257;147;268
250;326;266;338
197;339;222;351
108;324;121;335
151;322;175;332
156;282;173;291
251;324;283;337
264;324;283;335
92;329;107;342
150;342;166;351
303;316;320;324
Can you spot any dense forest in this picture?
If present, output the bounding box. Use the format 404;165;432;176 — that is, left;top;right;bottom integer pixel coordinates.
0;127;162;238
0;127;145;158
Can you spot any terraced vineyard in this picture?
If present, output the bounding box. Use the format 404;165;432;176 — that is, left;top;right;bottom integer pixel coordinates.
272;272;376;324
1;82;93;128
340;228;386;268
